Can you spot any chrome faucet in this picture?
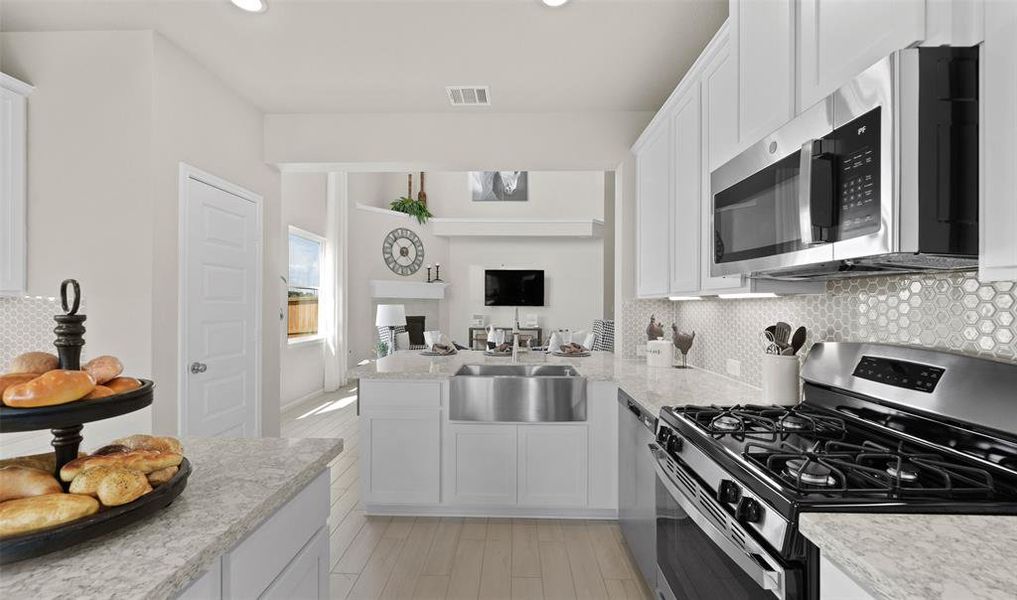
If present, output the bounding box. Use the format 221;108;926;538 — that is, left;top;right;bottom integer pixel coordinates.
512;332;521;362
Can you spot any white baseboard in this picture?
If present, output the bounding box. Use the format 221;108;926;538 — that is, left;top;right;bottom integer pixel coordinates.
281;388;326;413
365;503;618;520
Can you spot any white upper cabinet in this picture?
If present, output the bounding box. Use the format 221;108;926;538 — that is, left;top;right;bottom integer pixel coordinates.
980;0;1017;282
798;0;926;111
699;26;747;292
669;84;702;296
635;123;671;298
0;73;33;296
733;0;796;146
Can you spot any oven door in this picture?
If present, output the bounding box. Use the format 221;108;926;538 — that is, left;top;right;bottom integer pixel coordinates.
652;446;798;600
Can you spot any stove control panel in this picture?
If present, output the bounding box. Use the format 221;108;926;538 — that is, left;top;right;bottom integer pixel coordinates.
853;355;945;393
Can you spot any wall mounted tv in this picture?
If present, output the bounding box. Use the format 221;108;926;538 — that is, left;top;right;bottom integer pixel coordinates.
485;269;545;306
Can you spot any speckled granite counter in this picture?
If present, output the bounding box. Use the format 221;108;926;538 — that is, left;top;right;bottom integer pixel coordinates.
349;350;761;414
0;436;343;600
800;513;1017;600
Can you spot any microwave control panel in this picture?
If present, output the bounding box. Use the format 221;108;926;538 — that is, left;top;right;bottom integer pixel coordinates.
832;107;882;240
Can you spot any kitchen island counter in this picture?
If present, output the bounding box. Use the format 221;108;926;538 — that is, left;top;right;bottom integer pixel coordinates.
800;512;1017;600
0;436;343;600
349;350;760;415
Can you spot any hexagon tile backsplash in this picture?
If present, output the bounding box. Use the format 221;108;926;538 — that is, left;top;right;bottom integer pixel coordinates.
671;272;1016;388
0;296;63;371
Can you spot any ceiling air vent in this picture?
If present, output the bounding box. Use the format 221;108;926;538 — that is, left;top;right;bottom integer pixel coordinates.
446;86;491;107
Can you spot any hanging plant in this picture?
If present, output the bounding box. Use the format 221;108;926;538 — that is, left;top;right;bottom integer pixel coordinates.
390;196;432;224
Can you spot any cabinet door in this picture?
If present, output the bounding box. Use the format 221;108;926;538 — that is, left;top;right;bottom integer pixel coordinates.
798;0;925;110
518;424;588;507
636;122;672;298
444;423;517;505
362;409;440;504
669;85;702;296
699;28;747;292
261;527;330;600
980;0;1017;282
734;0;795;144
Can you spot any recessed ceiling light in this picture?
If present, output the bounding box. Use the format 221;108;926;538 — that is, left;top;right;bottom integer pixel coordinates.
541;0;570;6
231;0;267;13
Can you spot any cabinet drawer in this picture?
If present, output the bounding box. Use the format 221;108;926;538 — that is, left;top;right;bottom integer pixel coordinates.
360;380;442;411
260;526;329;600
224;471;329;599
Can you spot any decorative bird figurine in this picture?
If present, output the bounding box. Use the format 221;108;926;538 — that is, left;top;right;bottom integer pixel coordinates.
671;325;695;369
646;315;664;341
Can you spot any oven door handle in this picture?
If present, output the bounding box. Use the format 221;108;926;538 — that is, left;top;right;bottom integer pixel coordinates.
651;447;785;598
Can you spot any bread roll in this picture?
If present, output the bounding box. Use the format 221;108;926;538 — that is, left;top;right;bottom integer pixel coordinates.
69;465;151;506
96;468;151;506
105;377;142;394
147;466;178;486
0;466;62;502
0;373;40;397
8;352;58;375
82;385;114;400
2;370;96;408
91;444;130;456
112;434;183;455
0;451;82;473
60;450;182;482
0;493;99;538
83;355;123;385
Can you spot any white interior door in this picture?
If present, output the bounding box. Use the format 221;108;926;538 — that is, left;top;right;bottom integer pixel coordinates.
183;171;261;437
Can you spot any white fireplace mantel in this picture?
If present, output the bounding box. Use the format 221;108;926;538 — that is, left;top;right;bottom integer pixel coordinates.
370;280;448;300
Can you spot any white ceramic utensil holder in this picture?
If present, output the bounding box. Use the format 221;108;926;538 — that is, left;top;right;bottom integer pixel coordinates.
761;354;801;405
646;339;673;368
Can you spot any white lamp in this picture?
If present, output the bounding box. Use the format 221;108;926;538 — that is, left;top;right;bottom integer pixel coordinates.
375;304;407;356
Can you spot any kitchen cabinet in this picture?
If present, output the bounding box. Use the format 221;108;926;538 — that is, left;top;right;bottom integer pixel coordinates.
518;424;589;507
819;554;876;600
360;380;442;505
445;423;517;505
980;0;1017;282
635;123;671;298
798;0;926;111
0;73;32;296
733;0;795;142
668;83;702;296
699;24;749;292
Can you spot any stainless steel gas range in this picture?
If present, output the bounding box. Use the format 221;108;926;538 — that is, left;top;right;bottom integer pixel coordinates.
652;342;1017;600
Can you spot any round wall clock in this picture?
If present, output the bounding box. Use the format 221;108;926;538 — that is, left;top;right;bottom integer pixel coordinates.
382;228;425;276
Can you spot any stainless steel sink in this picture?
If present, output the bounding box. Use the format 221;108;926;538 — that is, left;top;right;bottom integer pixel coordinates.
450;363;587;422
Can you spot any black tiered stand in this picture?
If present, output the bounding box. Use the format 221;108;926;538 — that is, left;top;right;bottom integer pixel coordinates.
0;279;190;564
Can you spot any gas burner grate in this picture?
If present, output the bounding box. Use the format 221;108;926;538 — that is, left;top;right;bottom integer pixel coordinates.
744;439;997;499
671;404;847;442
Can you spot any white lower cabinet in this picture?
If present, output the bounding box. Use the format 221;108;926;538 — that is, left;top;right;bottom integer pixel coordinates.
445;423;517;505
362;409;441;504
177;471;330;599
518;424;589;507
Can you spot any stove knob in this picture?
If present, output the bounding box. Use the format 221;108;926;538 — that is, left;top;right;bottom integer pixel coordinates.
666;434;683;454
735;497;763;524
717;479;742;504
656;427;671;445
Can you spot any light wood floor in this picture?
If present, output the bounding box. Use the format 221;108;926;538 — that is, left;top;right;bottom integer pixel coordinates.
281;386;654;600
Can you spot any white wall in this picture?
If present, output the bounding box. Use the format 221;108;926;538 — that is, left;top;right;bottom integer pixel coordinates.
347;173;450;365
446;237;605;343
614;154;638;353
0;30;283;444
267;111;652;172
281;172;326;409
149;33;282;437
0;31;155;454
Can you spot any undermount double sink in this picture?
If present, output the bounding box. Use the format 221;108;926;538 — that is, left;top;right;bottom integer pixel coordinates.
450;363;587;422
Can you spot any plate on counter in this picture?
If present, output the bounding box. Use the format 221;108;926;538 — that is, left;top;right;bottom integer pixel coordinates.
483;350;513;357
551;351;591;358
419;350;457;357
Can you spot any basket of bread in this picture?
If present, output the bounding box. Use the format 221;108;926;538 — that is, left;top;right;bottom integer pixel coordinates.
0;434;190;564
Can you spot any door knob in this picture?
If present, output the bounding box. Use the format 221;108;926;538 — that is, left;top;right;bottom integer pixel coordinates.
190;362;207;374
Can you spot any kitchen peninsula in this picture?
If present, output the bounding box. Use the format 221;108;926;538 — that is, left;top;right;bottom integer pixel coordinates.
0;437;343;600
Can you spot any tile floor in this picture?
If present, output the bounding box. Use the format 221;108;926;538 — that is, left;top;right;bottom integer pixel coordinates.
281;386;654;600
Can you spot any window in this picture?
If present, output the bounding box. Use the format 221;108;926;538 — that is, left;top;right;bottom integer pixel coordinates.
288;226;324;340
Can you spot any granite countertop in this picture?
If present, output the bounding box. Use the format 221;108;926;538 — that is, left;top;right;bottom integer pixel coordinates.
348;350;762;413
800;513;1017;600
0;436;343;600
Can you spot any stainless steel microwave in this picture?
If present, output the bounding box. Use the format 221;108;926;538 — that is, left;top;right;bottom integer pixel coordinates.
710;47;979;281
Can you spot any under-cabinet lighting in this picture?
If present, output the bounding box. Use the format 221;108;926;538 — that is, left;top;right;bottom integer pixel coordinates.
668;296;703;301
717;292;780;299
230;0;267;13
541;0;570;6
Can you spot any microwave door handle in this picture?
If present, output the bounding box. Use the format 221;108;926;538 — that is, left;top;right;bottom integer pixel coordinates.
798;140;816;246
